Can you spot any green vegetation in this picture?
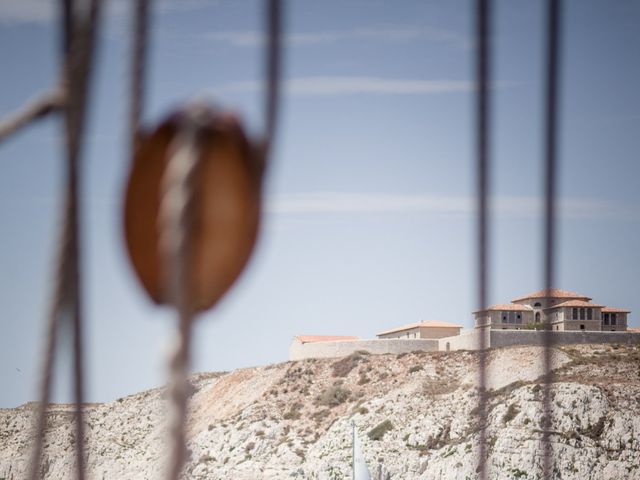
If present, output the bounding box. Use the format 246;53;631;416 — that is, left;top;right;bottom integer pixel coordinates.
582;417;606;439
283;402;303;420
502;403;520;424
332;353;366;377
368;419;394;441
442;446;457;458
316;386;351;407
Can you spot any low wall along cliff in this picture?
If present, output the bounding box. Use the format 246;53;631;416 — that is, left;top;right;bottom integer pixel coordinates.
490;329;640;348
289;338;439;361
290;330;640;360
438;329;487;351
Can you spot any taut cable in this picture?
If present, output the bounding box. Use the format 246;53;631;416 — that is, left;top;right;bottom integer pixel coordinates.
474;0;492;478
542;0;563;477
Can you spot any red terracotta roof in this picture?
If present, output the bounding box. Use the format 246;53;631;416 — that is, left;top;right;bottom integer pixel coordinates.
295;335;359;344
601;307;631;313
377;320;462;336
627;327;640;332
550;299;604;308
474;304;533;313
512;288;591;302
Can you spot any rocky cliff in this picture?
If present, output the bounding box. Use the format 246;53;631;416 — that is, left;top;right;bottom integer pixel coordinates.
1;344;640;479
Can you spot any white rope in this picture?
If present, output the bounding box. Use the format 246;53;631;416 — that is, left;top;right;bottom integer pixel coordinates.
159;112;204;480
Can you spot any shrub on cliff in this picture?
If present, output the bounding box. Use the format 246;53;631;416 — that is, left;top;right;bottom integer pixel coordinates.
316;386;351;407
368;419;393;440
331;353;365;377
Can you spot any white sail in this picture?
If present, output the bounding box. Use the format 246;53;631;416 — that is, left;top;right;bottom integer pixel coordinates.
353;424;372;480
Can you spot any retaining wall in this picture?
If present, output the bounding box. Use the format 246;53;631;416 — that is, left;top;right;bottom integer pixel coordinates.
289;338;439;361
438;329;488;351
289;330;640;360
490;330;640;348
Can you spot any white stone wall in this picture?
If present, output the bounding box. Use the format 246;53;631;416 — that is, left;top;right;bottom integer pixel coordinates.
289;330;640;360
490;330;640;348
438;329;489;351
288;338;439;361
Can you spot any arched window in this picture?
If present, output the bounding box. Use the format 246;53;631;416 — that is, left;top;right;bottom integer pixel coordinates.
535;312;541;323
534;302;542;307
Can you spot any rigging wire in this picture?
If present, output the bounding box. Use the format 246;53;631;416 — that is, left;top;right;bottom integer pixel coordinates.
28;1;102;479
474;0;491;478
158;2;283;479
263;0;283;162
542;0;563;477
161;118;201;480
129;0;150;154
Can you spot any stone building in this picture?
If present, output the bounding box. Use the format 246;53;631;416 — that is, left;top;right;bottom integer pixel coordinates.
376;320;462;339
474;288;630;331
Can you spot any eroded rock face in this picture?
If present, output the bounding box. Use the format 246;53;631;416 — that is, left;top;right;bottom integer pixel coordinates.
2;345;640;479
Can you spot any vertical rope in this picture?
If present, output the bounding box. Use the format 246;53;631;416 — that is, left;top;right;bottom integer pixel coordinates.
474;0;491;478
129;0;150;154
160;116;202;480
65;2;101;477
159;3;282;476
263;0;282;162
27;235;68;480
542;0;563;477
28;0;101;479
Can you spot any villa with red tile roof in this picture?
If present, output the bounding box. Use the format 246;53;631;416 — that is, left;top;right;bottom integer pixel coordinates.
473;288;630;332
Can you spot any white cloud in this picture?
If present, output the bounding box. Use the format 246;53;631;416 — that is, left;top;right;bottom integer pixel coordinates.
0;0;54;23
0;0;217;24
267;192;471;215
222;76;473;96
265;191;639;222
205;25;470;48
157;0;220;13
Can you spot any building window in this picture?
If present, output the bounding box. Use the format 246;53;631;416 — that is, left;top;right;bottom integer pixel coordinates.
580;308;585;320
604;313;610;325
516;314;521;324
535;312;541;323
611;314;617;325
534;302;542;307
580;324;585;330
502;313;507;322
587;308;592;320
573;308;578;320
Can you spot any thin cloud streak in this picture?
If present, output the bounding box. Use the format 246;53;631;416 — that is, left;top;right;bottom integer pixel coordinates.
222;77;474;96
0;0;54;23
266;192;639;222
205;25;470;49
0;0;218;24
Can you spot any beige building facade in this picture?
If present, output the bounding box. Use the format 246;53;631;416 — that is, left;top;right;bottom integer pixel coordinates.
376;320;462;339
474;288;630;332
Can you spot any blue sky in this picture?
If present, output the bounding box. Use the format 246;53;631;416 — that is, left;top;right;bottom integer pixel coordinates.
0;0;639;407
